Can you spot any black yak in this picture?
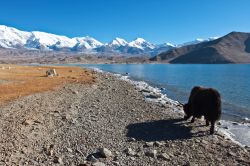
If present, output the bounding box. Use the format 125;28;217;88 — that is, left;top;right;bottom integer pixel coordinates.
183;86;221;134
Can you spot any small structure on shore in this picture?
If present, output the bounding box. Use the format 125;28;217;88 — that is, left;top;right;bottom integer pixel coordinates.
46;69;58;77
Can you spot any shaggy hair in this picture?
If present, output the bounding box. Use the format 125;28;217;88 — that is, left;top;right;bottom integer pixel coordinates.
183;86;221;134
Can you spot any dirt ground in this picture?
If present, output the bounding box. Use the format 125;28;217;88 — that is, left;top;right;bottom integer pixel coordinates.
0;65;95;104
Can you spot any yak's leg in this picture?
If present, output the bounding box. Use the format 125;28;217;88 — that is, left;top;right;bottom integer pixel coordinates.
191;117;195;123
206;119;209;126
210;121;215;134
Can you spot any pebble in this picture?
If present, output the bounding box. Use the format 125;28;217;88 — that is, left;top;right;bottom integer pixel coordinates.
145;142;154;147
67;148;73;153
128;137;136;142
145;150;157;158
22;119;33;125
201;140;208;144
157;153;170;160
130;157;136;161
72;90;78;94
155;141;164;147
99;148;113;158
124;148;136;156
54;156;63;164
112;161;120;166
232;122;239;125
87;155;98;162
92;162;105;166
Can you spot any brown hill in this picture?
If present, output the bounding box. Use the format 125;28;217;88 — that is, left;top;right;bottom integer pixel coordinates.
150;32;250;64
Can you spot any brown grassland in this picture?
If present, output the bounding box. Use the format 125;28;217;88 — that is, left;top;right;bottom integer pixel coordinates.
0;65;95;104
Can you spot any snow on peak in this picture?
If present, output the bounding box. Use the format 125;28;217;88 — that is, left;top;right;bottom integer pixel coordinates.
73;36;103;49
208;36;219;40
30;31;76;48
129;38;155;50
0;24;220;55
178;36;219;47
0;25;31;48
158;42;176;48
109;37;128;47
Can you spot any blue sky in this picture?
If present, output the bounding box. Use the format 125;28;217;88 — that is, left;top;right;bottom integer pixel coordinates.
0;0;250;44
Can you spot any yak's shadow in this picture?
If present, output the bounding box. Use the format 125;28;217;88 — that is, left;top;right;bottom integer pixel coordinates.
126;118;194;142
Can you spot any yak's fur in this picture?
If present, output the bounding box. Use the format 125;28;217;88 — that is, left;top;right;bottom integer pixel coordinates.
183;86;221;134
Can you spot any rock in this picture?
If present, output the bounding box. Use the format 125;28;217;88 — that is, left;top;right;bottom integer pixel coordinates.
78;164;91;166
46;144;54;156
112;161;120;166
130;157;136;161
46;69;57;77
232;122;239;125
22;119;33;125
158;153;170;160
113;156;119;161
48;149;54;156
145;150;157;158
54;156;63;164
61;114;70;121
181;142;187;146
145;142;154;147
195;139;201;143
128;137;136;142
146;93;162;99
72;90;78;94
155;141;164;147
67;148;73;153
99;148;113;158
201;140;208;144
228;151;236;157
86;155;98;162
92;162;105;166
124;148;136;156
141;89;151;93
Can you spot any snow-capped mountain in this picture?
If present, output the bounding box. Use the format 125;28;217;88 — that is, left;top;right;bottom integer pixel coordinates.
0;25;31;48
178;37;219;47
72;36;103;51
26;31;77;50
0;25;218;56
109;37;128;47
128;38;156;50
0;25;104;51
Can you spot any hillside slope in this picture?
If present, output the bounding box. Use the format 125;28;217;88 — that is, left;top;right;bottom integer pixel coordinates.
150;32;250;64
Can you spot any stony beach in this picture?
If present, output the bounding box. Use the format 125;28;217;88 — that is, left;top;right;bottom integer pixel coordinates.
0;68;249;166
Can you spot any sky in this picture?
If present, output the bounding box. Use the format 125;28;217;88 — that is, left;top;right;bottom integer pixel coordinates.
0;0;250;44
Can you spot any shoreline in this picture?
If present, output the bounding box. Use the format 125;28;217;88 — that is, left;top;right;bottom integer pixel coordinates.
0;67;249;165
90;67;250;148
79;63;250;124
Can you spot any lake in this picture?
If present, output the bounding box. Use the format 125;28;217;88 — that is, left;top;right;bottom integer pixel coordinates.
71;64;250;122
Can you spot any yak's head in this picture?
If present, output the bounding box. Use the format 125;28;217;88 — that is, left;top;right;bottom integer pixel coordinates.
183;103;192;120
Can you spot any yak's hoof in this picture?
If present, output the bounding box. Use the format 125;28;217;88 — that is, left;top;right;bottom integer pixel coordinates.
209;131;214;135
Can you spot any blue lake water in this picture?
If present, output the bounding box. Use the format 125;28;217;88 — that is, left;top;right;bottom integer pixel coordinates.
72;64;250;122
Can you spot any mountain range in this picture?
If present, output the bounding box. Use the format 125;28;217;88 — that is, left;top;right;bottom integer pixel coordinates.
1;25;250;64
0;25;214;56
150;31;250;63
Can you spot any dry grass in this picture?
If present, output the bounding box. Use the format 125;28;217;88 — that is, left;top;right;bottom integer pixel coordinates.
0;65;95;104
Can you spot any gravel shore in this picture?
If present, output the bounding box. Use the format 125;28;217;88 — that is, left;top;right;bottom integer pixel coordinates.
0;71;249;166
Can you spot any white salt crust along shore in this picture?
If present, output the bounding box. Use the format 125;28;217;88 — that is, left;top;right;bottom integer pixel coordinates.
91;67;250;147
